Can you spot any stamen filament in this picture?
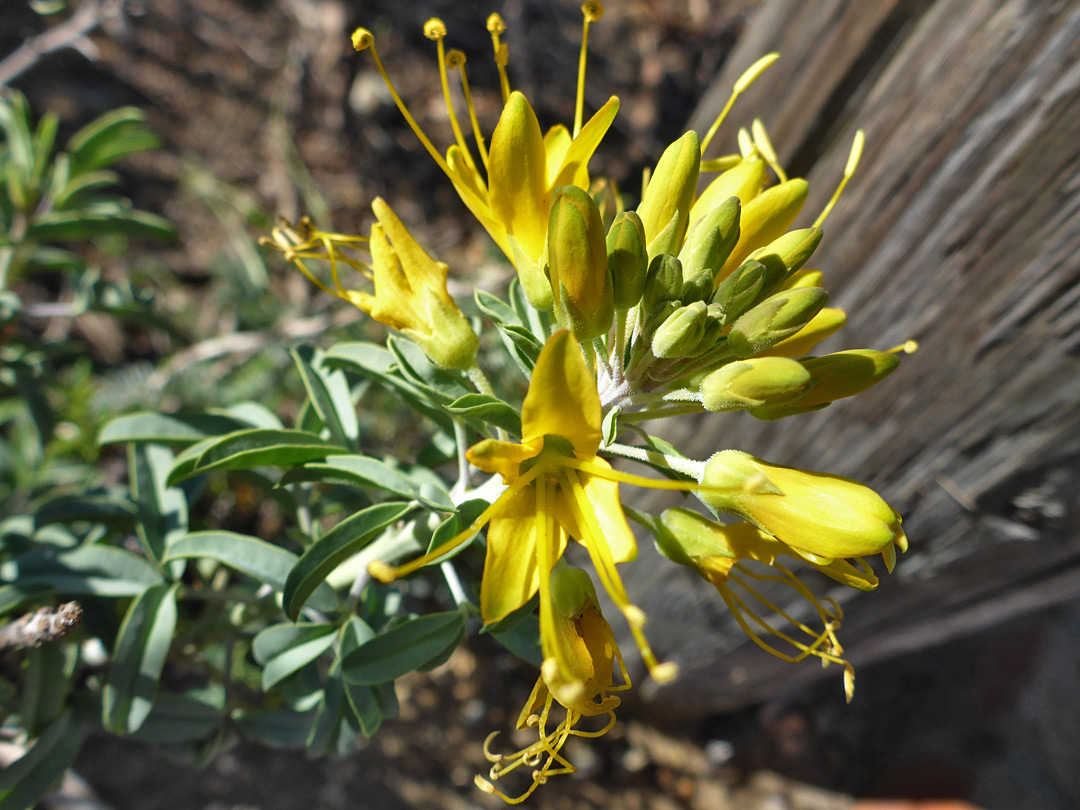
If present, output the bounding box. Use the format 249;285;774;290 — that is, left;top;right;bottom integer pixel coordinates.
751;118;787;182
701;53;780;154
448;51;490;168
575;3;605;137
813;129;865;228
487;14;511;103
427;22;479;175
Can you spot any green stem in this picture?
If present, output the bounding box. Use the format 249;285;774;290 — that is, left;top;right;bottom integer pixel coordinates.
440;561;471;607
603;441;705;479
468;364;495;397
619;403;706;424
452;418;470;493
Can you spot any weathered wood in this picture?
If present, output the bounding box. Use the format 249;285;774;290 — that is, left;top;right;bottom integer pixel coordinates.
623;0;1080;717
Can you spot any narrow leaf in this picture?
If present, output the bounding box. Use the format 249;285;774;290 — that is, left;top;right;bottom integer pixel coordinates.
342;610;465;685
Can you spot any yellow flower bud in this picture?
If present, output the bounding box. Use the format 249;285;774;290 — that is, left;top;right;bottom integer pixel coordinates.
606;211;648;310
751;349;900;419
760;307;847;359
699;450;907;560
688;158;766;232
746;227;822;294
781;268;824;290
725;286;828;358
710;259;765;325
700;356;811;412
547;186;613;340
641;254;683;315
652;301;707;359
678;196;741;302
637;131;701;256
716;178;808;282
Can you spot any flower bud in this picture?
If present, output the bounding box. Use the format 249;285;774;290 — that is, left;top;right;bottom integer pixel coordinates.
725;286;828;359
606;211;648;310
751;349;901;420
746;227;823;295
641;253;683;314
678;196;741;303
688;158;767;233
716;178;808;281
637;131;701;253
780;268;823;290
687;306;726;357
547;185;614;340
549;564;600;618
760;307;847;358
699;450;907;560
700;356;811;412
652;301;707;359
710;260;765;325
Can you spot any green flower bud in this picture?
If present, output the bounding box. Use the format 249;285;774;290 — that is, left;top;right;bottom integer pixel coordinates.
700;356;811;412
781;268;823;290
637;131;701;253
688;158;766;233
725;286;828;358
686;308;726;357
652;301;707;359
716;178;809;282
678;196;741;303
547;185;614;340
698;450;907;561
760;307;847;358
549;564;600;617
710;260;765;325
606;211;648;310
746;227;823;295
751;349;901;419
641;253;683;314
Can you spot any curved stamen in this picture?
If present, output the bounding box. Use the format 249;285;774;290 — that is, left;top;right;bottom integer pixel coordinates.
447;49;490;169
486;14;511;103
424;19;479;175
574;3;605;137
701;52;779;154
813;129;865;228
751;118;787;183
351;28;452;177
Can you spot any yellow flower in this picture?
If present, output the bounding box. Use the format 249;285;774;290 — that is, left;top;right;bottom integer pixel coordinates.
369;330;689;683
476;565;629;803
263;198;477;370
350;7;618;310
647;507;857;699
698;450;908;571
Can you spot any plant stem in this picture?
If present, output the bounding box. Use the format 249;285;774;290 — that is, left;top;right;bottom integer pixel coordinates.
604;441;705;479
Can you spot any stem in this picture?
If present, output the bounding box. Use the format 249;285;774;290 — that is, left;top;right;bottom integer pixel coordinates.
440;561;471;607
619;403;706;424
468;364;496;397
603;441;705;480
452;418;470;495
612;309;628;372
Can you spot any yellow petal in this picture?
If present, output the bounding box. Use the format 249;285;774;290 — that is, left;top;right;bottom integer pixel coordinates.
371;198;447;289
577;460;637;564
550;96;619;191
466;438;540;482
522;331;602;456
481;484;564;623
543;124;572;187
488;91;549;262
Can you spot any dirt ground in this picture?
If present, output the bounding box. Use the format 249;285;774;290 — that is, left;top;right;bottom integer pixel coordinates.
6;1;1080;808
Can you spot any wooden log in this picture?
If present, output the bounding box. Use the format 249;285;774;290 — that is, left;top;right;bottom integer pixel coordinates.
622;0;1080;718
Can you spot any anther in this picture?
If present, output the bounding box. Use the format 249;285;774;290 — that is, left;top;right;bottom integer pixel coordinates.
351;27;374;51
474;776;496;794
367;560;397;583
483;730;503;762
650;661;680;684
582;2;604;21
624;604;647;628
487;13;507;34
532;771;549;785
446;48;466;68
887;339;919;354
526;714;541;728
423;17;447;39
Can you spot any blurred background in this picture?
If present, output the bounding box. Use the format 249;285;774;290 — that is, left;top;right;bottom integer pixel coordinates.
2;0;1078;808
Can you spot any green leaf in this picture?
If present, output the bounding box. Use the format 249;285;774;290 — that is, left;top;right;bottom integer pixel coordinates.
130;444;188;574
491;612;542;666
26;207;176;242
446;393;522;436
4;545;163;597
602;405;621;448
426;498;489;560
162;531;337;612
103;583;179;734
494;322;543;375
280;455;452;511
386;337;471;404
474;289;522;327
53;169;120;208
167;428;351;486
233;707;317;749
33;493;137;529
99;412;251;446
66;106;160;173
21;644;74;737
341;609;465;685
291;345;360;451
283;502;415;620
252;623;337;691
130;688;224;744
0;711;81;810
0;584;52;616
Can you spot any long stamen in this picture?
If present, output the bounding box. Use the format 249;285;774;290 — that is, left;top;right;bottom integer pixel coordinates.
424;19;478;174
351;28;452;176
447;49;489;169
751;118;787;182
574;3;605;137
701;52;779;154
486;14;512;103
368;464;544;583
813;129;865;227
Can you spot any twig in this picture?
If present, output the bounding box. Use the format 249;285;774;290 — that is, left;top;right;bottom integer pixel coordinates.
0;0;125;88
0;602;83;651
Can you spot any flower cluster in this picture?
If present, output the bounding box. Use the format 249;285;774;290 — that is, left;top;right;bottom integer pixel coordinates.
267;4;914;802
